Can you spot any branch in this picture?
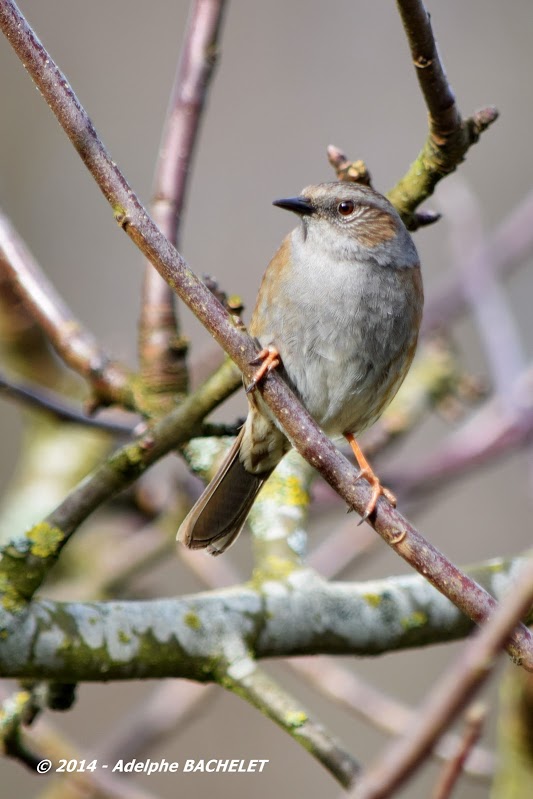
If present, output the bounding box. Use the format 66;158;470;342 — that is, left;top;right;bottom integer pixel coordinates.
350;556;533;799
0;209;135;409
386;384;533;503
387;0;498;227
437;177;526;406
0;688;41;770
0;0;532;667
140;0;227;399
0;369;240;439
97;681;214;765
1;556;531;681
423;189;533;333
290;658;493;781
431;703;487;799
223;660;359;787
0;370;136;434
0;358;240;604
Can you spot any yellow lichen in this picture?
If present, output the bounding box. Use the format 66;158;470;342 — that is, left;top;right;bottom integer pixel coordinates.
184;611;202;631
286;711;307;728
363;593;383;608
26;523;64;559
400;611;427;631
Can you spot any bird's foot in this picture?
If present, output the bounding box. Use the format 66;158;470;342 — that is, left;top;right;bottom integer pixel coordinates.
245;346;280;394
344;432;396;523
355;467;397;524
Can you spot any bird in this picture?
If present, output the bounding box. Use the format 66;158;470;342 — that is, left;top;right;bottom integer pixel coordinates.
178;181;423;555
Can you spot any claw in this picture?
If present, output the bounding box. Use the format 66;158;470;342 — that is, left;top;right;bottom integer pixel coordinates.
245;346;280;394
345;433;396;523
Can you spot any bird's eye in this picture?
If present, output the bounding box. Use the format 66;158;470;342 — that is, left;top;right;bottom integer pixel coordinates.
337;200;355;216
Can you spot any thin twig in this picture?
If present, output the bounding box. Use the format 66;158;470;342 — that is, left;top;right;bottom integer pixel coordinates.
140;0;227;399
431;703;487;799
423;189;533;333
0;369;240;439
350;556;533;799
0;369;136;434
1;0;531;667
388;0;497;228
290;658;493;781
386;386;533;503
0;209;135;409
438;177;526;408
97;682;214;765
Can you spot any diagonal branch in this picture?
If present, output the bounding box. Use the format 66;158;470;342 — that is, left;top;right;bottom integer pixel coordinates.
350;556;533;799
0;358;240;605
431;703;487;799
0;0;532;668
0;213;133;407
388;0;498;227
0;209;135;409
139;0;227;400
423;189;533;333
291;658;493;781
223;659;359;788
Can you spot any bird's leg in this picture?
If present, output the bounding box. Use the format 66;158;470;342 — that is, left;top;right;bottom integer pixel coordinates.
245;346;280;394
345;432;397;521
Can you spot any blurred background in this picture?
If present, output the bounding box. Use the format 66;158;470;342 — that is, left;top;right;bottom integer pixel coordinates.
0;1;532;797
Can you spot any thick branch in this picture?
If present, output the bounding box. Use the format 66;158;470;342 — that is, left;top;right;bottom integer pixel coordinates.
0;0;532;667
0;557;531;681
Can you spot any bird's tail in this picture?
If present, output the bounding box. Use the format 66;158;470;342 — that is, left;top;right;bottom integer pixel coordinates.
177;427;272;556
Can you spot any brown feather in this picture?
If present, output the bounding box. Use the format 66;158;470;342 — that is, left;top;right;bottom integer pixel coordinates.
177;428;271;555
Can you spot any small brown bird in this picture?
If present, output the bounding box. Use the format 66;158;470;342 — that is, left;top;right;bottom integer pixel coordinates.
178;182;423;555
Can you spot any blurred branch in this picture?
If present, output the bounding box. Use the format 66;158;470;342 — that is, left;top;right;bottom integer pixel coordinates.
387;0;498;228
140;0;227;401
97;681;214;767
249;449;314;571
0;209;135;410
423;189;533;334
492;666;533;797
431;703;487;799
438;177;526;407
359;337;475;459
0;370;136;434
307;519;379;579
12;705;163;799
350;556;533;799
291;658;493;781
0;688;41;770
0;369;240;440
386;377;533;503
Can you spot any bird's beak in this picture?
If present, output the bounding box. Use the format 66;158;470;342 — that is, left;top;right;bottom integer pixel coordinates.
272;195;314;216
